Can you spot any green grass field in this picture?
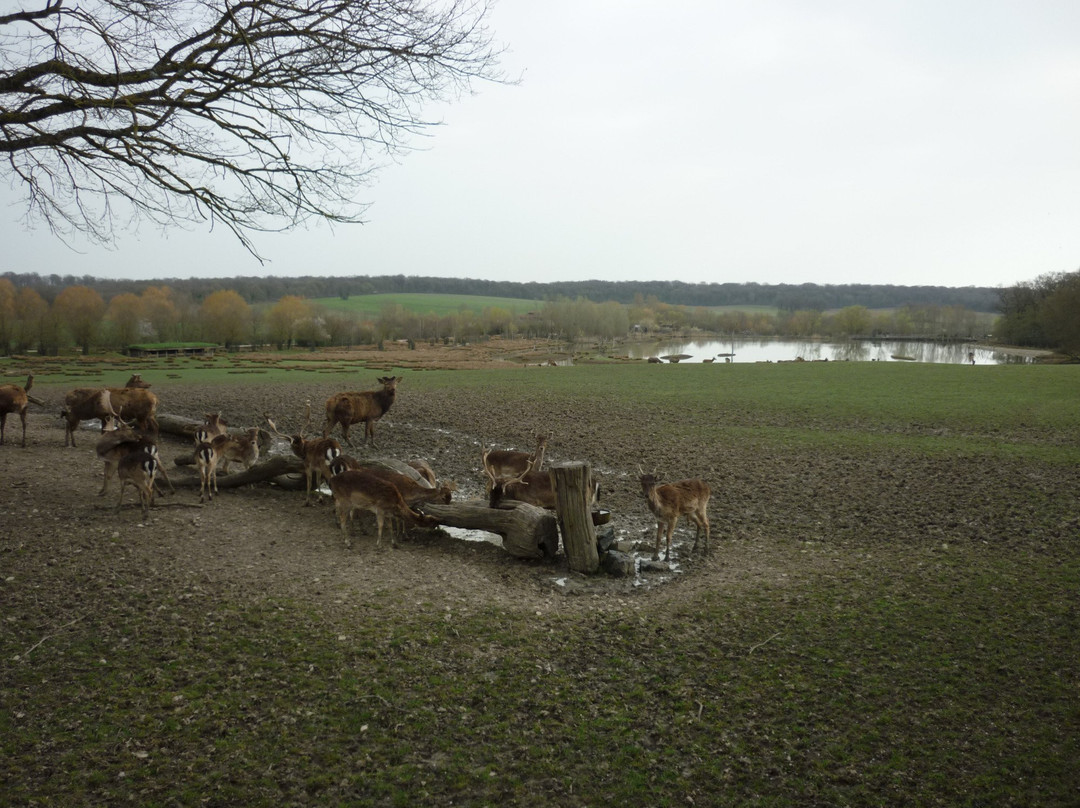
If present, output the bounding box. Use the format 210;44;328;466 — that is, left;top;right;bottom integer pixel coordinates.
3;356;1079;805
309;292;544;318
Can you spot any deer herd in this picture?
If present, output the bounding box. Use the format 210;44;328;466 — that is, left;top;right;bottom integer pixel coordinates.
0;372;712;563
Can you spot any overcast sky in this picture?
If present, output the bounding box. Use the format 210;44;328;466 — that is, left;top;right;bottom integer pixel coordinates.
3;0;1079;289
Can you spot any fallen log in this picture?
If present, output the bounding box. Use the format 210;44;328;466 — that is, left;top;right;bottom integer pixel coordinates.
422;500;559;559
168;455;306;490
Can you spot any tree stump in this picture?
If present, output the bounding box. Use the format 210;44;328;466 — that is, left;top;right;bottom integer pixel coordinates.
421;501;559;559
550;461;599;574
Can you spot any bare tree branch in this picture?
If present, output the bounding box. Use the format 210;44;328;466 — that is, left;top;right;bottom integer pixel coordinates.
0;0;505;258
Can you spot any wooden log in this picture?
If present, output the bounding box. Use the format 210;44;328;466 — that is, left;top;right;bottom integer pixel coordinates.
550;461;599;574
421;501;559;559
168;455;306;489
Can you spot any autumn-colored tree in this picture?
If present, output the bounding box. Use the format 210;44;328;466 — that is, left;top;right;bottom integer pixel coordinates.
105;293;145;350
266;295;312;349
13;287;48;353
0;278;14;354
141;286;180;342
200;290;251;349
52;285;106;355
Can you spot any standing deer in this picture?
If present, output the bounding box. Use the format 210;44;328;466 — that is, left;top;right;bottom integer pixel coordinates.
481;434;547;495
96;424;173;497
125;374;152;388
61;387;120;447
639;472;711;561
116;449;160;519
267;409;341;505
194;412;229;445
327;468;439;550
106;387;159;436
210;427;261;474
0;373;33;447
323;376;400;447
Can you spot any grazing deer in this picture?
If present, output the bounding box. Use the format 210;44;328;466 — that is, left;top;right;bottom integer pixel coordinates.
0;373;33;447
481;434;547;494
96;424;173;497
639;472;711;561
125;374;152;389
266;409;341;505
116;449;160;519
61;387;120;447
323;376;400;447
327;468;439;550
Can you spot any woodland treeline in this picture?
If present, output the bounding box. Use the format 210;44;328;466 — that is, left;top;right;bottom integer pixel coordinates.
0;272;999;312
994;269;1080;359
0;273;1003;356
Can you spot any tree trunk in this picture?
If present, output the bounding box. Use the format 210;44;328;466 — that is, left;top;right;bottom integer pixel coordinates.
550;461;599;574
421;501;559;559
168;454;307;489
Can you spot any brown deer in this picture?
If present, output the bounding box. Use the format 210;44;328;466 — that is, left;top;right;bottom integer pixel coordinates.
481;434;547;494
194;412;229;445
639;472;711;561
116;449;160;519
327;468;439;550
266;408;341;505
0;373;33;447
323;376;400;447
61;387;119;447
96;425;173;497
195;440;223;503
210;427;261;474
125;374;152;389
406;458;438;488
105;387;159;436
484;456;556;510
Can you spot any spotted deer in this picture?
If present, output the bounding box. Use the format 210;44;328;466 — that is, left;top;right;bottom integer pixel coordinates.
481;434;547;495
116;449;160;519
266;407;341;505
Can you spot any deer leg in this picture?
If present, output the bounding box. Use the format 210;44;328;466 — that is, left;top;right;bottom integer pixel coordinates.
652;522;665;561
100;461;117;496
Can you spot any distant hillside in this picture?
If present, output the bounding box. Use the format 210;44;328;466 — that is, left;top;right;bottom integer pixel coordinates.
0;271;1002;312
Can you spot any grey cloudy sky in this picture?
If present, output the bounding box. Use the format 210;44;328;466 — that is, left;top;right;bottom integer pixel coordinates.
3;0;1078;288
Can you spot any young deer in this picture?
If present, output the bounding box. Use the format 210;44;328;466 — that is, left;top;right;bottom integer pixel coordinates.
210;427;261;474
328;468;439;550
267;408;341;505
639;472;711;561
116;449;160;519
0;373;33;447
323;376;400;447
481;434;547;494
193;412;229;445
96;424;174;498
195;440;221;503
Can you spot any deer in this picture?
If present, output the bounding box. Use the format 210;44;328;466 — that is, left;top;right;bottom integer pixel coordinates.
323;376;400;447
266;406;341;505
406;458;438;488
639;471;711;561
115;448;160;519
484;456;556;510
105;387;159;436
193;412;229;445
96;423;174;498
481;434;547;495
210;427;261;474
61;387;120;447
327;468;439;550
125;374;152;389
0;373;33;447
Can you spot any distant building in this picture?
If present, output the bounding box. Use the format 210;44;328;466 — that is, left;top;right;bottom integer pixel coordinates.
127;342;217;358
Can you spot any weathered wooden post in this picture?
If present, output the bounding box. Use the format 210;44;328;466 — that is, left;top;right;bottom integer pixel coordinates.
550;461;599;574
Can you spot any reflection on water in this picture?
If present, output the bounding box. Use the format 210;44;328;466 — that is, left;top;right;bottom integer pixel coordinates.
623;338;1033;365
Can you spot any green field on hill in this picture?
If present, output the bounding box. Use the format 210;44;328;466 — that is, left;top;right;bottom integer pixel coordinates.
310;293;543;318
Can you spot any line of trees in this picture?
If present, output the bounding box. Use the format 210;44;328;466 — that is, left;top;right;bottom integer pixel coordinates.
0;272;1001;313
994;270;1080;359
0;276;999;357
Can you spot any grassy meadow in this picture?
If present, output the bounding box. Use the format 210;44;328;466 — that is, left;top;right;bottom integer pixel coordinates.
2;354;1079;806
309;292;544;317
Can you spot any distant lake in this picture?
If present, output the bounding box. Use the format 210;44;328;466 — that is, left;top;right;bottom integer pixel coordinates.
622;338;1035;365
